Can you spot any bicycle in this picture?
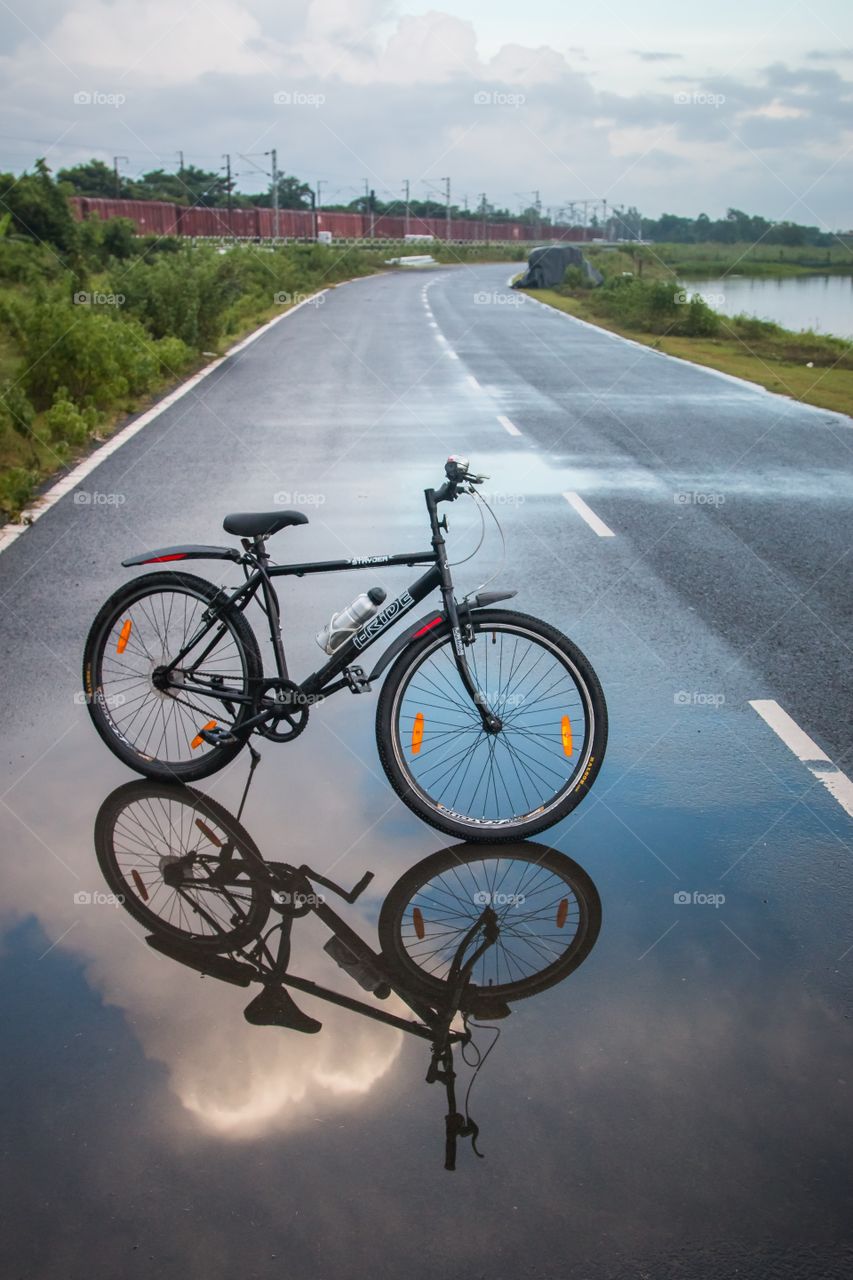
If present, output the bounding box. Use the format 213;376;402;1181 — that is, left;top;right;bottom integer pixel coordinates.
83;456;608;842
94;779;602;1169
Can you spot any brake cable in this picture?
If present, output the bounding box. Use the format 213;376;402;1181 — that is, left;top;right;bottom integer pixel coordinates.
459;1015;503;1158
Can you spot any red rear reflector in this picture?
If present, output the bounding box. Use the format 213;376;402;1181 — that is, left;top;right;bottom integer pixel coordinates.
412;907;425;939
412;616;443;638
131;869;149;902
195;819;223;847
556;898;569;929
144;553;188;563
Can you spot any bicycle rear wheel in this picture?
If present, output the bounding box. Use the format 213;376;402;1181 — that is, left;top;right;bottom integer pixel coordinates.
95;781;271;949
376;609;607;842
83;571;262;781
378;842;601;1005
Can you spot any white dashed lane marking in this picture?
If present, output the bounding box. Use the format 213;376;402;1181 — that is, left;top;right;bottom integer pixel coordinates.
497;415;522;437
750;700;853;819
562;491;616;537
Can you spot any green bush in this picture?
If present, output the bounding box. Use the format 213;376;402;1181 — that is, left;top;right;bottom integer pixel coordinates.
0;381;36;456
44;392;99;446
0;465;34;514
102;218;137;261
153;334;194;376
19;300;159;410
116;250;238;347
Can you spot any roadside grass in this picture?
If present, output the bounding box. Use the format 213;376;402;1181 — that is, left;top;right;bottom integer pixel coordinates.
530;288;853;418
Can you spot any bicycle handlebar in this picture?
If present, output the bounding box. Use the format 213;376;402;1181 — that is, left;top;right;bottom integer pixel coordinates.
432;456;489;504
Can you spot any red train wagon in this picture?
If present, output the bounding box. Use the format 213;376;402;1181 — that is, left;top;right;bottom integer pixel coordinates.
71;196;180;236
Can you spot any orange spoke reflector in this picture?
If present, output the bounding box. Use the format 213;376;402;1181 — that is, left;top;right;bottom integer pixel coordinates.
116;619;132;654
556;898;569;929
411;711;425;755
195;819;223;847
412;906;425;940
131;868;149;902
191;720;217;750
561;714;573;756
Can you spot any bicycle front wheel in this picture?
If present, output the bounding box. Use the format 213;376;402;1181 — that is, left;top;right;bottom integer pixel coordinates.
378;842;601;1005
376;609;607;841
83;571;262;781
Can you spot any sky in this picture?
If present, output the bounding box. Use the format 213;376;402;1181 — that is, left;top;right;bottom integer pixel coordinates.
0;0;851;226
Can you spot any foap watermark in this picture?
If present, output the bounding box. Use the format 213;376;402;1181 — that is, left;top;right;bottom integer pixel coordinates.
274;291;325;307
74;890;125;906
74;690;126;709
73;490;126;506
673;89;726;108
473;890;525;906
474;290;524;307
273;489;326;507
484;491;525;509
674;490;725;507
674;288;726;308
272;889;325;907
73;89;126;108
674;690;725;707
73;291;125;307
674;890;726;908
473;89;526;108
273;89;325;107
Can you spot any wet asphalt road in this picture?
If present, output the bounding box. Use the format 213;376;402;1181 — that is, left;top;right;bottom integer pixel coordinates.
0;263;851;1278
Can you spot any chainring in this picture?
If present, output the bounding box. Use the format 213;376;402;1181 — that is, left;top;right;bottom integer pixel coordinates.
256;680;309;742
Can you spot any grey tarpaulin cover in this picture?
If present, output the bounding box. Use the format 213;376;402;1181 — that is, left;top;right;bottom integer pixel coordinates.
513;244;603;289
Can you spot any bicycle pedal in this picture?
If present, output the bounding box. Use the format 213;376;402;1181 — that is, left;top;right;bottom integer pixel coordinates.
344;665;372;694
199;727;238;747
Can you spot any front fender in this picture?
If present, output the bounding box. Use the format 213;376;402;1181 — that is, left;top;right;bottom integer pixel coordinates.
367;611;446;681
366;589;517;682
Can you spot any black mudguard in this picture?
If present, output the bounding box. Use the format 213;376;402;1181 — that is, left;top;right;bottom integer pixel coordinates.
366;590;517;682
122;544;242;568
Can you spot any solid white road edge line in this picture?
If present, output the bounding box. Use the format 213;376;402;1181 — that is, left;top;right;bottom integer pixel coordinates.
562;491;616;537
0;289;331;557
749;699;853;819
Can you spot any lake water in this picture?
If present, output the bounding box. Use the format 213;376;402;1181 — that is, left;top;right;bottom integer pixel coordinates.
679;273;853;339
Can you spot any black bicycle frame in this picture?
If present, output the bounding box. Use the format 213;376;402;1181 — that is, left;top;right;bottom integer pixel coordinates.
161;487;500;733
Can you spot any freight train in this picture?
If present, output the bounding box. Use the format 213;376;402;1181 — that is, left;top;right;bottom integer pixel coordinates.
69;196;596;244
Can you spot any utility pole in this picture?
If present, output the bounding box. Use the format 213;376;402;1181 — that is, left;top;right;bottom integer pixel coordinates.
533;189;541;239
269;148;279;241
363;179;374;237
113;156;128;197
315;180;324;240
443;176;451;241
223;154;233;216
403;178;410;236
479;192;487;244
177;150;184;179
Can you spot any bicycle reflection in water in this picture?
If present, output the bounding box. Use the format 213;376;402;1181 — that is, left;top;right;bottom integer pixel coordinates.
95;779;601;1170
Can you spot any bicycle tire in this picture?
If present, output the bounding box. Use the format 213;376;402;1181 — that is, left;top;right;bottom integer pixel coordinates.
378;841;601;1005
94;780;271;950
83;571;262;782
376;609;607;842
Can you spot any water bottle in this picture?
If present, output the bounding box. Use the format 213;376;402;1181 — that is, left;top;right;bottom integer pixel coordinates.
316;586;386;655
